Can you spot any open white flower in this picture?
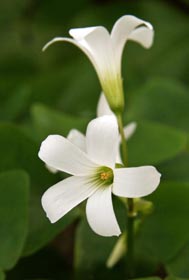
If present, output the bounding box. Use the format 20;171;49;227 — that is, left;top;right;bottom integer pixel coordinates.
43;15;154;113
38;115;161;237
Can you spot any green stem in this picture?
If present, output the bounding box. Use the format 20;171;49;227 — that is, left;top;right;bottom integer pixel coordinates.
116;114;128;166
116;113;135;278
127;198;135;278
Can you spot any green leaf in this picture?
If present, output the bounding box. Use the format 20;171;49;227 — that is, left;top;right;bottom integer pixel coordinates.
0;123;78;256
56;60;100;115
126;79;189;132
30;59;100;116
24;207;79;256
74;219;118;279
0;170;29;270
136;182;189;263
157;152;189;182
0;86;31;121
166;241;189;278
31;103;89;142
127;121;187;166
74;198;126;278
0;0;25;23
0;270;5;280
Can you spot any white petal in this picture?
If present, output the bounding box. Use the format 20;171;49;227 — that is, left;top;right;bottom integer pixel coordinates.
86;186;121;236
128;26;154;49
123;122;137;140
71;27;116;77
97;93;114;117
44;130;86;174
42;176;98;223
43;29;117;85
43;37;85;52
113;166;161;198
67;129;86;152
69;27;99;41
86;116;119;168
38;135;97;176
111;15;153;70
45;164;58;174
42;37;96;70
116;149;122;165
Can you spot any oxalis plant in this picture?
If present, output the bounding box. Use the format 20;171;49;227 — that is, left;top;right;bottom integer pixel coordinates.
39;15;161;278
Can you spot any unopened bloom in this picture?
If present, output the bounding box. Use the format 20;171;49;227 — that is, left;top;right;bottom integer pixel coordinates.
43;15;154;114
38;115;160;237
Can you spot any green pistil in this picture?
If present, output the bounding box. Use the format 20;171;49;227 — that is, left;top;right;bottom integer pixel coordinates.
92;166;114;187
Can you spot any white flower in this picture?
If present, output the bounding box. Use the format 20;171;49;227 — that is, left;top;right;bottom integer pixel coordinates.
43;15;154;113
45;93;136;173
38;115;161;237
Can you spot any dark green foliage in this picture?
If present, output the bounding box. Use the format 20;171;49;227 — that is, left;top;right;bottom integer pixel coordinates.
0;0;189;279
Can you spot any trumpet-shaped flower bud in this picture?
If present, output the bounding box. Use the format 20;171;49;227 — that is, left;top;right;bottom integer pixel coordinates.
43;15;154;114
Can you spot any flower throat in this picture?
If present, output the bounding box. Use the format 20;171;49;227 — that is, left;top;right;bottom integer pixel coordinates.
93;166;114;187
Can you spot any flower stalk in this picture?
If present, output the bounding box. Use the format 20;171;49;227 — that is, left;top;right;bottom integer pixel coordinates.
116;114;128;166
127;197;135;277
116;113;135;277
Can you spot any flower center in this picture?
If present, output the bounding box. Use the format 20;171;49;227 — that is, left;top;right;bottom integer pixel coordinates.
92;166;113;187
100;171;112;180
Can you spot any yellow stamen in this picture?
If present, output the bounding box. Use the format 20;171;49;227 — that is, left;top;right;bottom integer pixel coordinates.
100;172;111;180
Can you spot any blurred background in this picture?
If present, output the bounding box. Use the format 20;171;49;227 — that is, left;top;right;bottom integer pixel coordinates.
0;0;189;279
